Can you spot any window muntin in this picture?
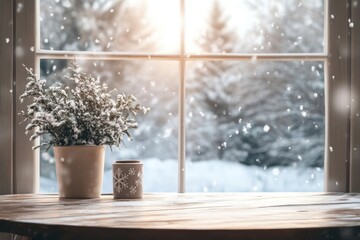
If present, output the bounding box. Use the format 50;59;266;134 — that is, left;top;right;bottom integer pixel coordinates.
37;0;326;193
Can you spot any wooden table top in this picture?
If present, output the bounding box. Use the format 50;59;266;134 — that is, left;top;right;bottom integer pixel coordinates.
1;193;360;240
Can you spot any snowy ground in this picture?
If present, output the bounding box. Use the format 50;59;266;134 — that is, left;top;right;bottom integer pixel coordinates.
40;158;323;193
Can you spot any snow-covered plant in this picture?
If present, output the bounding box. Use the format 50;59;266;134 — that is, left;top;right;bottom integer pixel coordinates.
19;64;149;150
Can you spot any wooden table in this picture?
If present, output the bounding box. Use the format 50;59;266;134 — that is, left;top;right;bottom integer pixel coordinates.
1;193;360;240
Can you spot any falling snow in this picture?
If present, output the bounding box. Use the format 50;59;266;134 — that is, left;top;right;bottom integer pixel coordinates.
263;125;270;132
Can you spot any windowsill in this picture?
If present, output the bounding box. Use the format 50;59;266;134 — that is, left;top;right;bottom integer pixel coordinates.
0;192;359;240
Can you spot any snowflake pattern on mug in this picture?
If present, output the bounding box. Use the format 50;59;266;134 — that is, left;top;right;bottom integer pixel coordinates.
135;172;142;187
129;186;137;195
113;168;129;193
128;168;136;176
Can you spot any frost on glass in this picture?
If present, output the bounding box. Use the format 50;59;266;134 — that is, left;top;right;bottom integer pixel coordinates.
186;61;324;192
40;0;180;52
39;59;178;193
185;0;324;53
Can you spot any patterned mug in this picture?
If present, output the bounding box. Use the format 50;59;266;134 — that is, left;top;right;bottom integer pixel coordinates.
112;160;143;199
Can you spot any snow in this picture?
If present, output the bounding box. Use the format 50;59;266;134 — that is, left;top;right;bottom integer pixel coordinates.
40;158;323;193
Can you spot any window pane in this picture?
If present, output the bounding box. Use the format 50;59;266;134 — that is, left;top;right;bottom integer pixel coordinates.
186;61;324;191
39;59;178;193
40;0;180;52
185;0;324;53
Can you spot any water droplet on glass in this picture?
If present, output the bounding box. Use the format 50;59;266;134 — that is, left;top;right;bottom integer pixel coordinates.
44;38;49;44
336;181;339;186
349;22;354;28
302;111;307;117
298;155;302;161
329;146;334;152
60;158;65;162
30;46;35;52
5;38;10;43
331;14;335;19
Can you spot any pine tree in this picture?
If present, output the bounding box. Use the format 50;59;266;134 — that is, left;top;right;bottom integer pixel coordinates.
187;1;240;160
231;0;325;167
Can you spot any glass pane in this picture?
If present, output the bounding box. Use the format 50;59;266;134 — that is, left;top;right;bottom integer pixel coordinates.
39;59;178;193
186;61;324;191
185;0;324;53
40;0;180;53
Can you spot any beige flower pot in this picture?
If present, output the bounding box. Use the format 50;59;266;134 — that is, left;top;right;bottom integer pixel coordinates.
54;145;105;199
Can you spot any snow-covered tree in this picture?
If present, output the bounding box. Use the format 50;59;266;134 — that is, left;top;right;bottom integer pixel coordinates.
187;0;324;168
186;1;240;160
240;0;325;167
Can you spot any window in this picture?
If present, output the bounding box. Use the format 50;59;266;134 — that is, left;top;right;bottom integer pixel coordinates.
1;0;358;194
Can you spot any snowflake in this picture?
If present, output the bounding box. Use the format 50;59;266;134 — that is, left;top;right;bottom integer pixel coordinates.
135;172;142;187
128;168;136;176
129;186;137;195
113;168;129;193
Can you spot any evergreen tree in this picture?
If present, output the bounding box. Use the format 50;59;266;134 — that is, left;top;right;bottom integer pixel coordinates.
187;0;324;169
243;0;325;167
203;0;325;168
187;1;240;160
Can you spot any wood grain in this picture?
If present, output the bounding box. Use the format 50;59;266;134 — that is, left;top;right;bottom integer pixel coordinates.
1;193;360;240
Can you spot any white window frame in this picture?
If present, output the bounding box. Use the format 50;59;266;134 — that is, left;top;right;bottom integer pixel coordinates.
0;0;357;194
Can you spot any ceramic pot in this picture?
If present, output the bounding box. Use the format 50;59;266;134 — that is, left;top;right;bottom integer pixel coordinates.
54;145;105;199
113;160;143;199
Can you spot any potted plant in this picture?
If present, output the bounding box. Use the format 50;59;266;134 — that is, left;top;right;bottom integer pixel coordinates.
19;64;149;199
